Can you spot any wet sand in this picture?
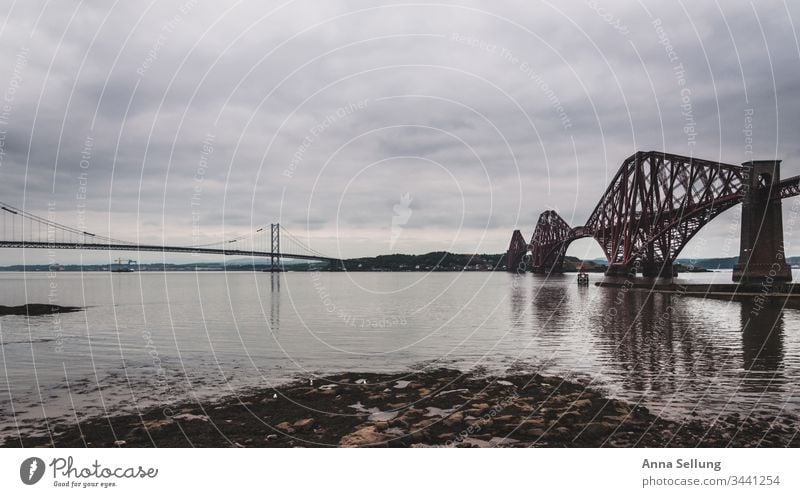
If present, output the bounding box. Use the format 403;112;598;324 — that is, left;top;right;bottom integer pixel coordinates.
2;368;797;448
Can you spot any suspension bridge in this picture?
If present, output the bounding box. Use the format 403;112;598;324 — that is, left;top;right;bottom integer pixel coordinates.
507;151;800;283
0;201;343;269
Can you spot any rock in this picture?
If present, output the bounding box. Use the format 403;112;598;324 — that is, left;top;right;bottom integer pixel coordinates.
611;401;631;415
339;426;388;447
411;418;437;430
173;413;210;422
400;407;426;418
554;427;570;437
525;428;545;437
368;411;398;422
275;421;295;434
471;402;490;410
521;416;546;426
443;411;464;427
582;422;617;438
572;399;592;410
478;417;494;428
424;407;453;418
434;388;470;398
410;430;427;442
143;418;174;430
114;440;126;446
514;401;537;412
293;418;315;430
490;436;520;446
389;417;410;429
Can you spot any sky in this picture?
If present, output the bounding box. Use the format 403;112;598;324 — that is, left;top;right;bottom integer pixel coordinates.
0;0;799;264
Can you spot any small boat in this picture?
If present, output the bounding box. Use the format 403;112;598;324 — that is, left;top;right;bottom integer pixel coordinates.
577;268;589;286
111;258;136;273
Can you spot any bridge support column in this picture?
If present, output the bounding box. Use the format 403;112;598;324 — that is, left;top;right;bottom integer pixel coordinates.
545;260;565;274
531;266;564;274
641;260;676;278
733;160;792;284
270;223;282;272
531;255;566;274
605;263;634;277
506;230;529;273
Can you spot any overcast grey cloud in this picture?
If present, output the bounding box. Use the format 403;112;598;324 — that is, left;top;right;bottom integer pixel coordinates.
1;0;799;264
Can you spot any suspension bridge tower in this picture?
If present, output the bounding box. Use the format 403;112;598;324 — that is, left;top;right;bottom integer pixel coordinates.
270;223;281;272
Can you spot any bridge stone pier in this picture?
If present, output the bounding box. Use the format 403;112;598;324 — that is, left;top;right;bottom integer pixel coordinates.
641;260;676;278
732;160;792;284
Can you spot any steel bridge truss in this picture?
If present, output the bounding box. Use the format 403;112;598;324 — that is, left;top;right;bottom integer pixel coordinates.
510;151;800;276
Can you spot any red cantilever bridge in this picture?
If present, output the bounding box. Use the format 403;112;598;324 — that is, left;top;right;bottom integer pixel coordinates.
506;151;800;283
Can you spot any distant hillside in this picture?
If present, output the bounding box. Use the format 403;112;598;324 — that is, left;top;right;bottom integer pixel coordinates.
344;253;605;272
342;252;503;271
675;257;738;269
563;256;606;272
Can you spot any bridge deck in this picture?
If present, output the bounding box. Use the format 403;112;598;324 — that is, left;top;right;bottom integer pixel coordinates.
0;241;340;263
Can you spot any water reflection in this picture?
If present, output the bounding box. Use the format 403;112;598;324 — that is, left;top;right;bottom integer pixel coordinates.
740;300;784;374
270;273;280;333
509;274;527;330
530;274;572;330
573;284;766;409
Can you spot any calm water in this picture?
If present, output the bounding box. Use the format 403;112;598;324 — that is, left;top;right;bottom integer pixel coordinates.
1;270;799;440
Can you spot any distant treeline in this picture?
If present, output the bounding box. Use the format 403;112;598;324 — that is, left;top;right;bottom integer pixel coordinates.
342;252;504;271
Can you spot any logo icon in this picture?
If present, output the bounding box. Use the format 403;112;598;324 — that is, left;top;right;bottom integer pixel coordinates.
20;457;45;485
390;193;413;250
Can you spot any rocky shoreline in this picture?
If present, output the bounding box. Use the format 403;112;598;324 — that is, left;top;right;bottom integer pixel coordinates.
3;368;797;448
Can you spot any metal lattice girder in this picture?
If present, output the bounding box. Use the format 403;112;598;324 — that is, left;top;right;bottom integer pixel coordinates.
583;151;745;266
774;175;800;200
270;223;281;270
506;229;528;271
529;210;590;271
511;151;800;273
